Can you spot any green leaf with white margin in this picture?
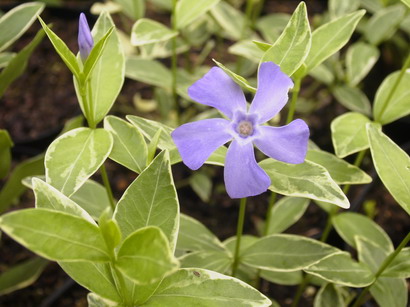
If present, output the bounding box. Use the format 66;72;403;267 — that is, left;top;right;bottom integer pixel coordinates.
304;10;365;72
87;293;118;307
104;115;148;173
355;236;408;307
33;178;95;224
333;212;394;252
265;197;310;235
116;226;179;285
126;115;227;166
305;252;374;287
210;1;245;40
0;2;45;52
383;248;410;278
177;214;226;252
131;18;178;46
256;13;290;43
373;69;410;125
0;257;48;295
402;0;410;8
0;208;110;261
175;0;220;29
114;151;179;252
45;127;113;197
0;130;13;178
189;172;212;203
0;28;45;98
364;4;406;46
260;269;302;286
60;262;121;302
367;124;410;214
306;149;371;185
229;40;264;63
126;57;172;89
213;59;256;93
314;283;344;307
332;85;372;116
261;2;311;76
346;42;379;87
241;234;340;271
331;112;372;158
76;12;125;125
259;159;350;209
180;250;232;274
114;0;145;20
38;16;80;78
328;0;360;19
142;268;271;307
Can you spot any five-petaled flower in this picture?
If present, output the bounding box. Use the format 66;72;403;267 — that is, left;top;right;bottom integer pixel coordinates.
171;62;309;199
78;13;94;62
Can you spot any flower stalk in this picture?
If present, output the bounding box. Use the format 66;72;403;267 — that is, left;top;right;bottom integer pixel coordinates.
232;197;247;276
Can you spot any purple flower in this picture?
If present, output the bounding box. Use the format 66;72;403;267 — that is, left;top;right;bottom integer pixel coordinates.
78;13;94;62
171;62;309;199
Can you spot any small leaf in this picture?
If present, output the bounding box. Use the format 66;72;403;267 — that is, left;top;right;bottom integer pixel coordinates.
104;115;148;173
261;2;311;76
328;0;360;19
305;10;365;72
367;124;410;215
0;208;110;262
126;57;172;89
333;212;393;252
213;59;256;93
176;0;220;29
241;234;340;271
131;18;178;46
332;85;372;116
260;159;350;209
147;128;162;164
373;69;410;125
115;0;145;20
99;210;122;252
210;1;244;40
331;112;372;158
346;42;379;86
314;283;345;307
229;40;264;63
116;227;179;284
260;270;302;286
306;149;372;185
143;268;271;306
45;128;113;197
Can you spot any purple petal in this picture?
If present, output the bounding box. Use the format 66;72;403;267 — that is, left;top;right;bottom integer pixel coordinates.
188;67;247;119
78;13;94;62
249;62;293;124
253;119;309;164
171;118;232;170
224;140;271;198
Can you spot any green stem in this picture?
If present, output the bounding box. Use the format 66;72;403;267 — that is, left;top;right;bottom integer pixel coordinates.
232;197;247;276
251;0;266;26
376;53;410;122
352;231;410;307
110;262;132;306
263;192;277;236
100;164;116;211
171;0;179;123
286;77;302;124
290;273;311;307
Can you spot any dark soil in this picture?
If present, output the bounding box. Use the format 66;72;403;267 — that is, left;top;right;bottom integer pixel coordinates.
0;1;409;306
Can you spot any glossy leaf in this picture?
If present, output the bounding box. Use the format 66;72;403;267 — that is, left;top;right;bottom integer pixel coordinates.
332;85;372;116
331;112;372;158
346;42;379;86
104;115;148;173
116;227;179;284
175;0;220;29
373;70;410;125
213;59;256;93
261;2;311;76
305;252;374;287
114;151;179;251
306;149;371;185
176;214;226;252
0;2;45;52
0;208;110;261
305;10;365;72
260;159;350;209
45;128;113;196
180;250;232;274
131;18;178;46
314;283;344;307
0;257;48;295
143;268;271;306
0;130;13;178
210;1;244;40
265;197;310;235
241;234;340;271
333;212;393;252
367;124;410;215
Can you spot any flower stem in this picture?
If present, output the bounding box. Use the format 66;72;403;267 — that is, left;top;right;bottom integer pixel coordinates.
376;53;410;122
286;77;302;124
100;164;116;211
263;192;277;236
232;197;247;276
351;231;410;307
171;0;179;123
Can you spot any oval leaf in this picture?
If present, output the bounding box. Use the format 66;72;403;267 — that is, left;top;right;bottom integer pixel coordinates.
346;42;379;86
176;0;220;29
131;18;178;46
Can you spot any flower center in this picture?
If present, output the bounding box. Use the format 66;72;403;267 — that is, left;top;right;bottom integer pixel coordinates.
237;120;254;137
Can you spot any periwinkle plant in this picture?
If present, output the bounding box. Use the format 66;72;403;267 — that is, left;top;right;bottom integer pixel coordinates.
0;1;409;306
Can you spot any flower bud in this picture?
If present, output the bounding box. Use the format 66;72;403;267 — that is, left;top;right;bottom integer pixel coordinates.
78;13;93;62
